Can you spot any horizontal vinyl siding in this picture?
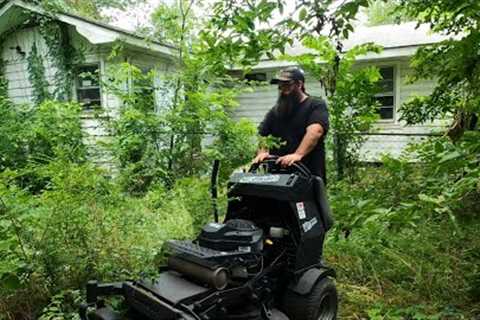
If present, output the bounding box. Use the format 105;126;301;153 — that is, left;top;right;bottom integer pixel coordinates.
360;134;428;160
2;27;58;103
232;73;326;126
234;60;445;161
360;61;445;160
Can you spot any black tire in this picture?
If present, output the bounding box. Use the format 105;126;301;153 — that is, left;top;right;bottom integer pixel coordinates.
282;277;337;320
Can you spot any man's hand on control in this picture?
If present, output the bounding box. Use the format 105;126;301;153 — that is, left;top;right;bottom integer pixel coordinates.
253;151;270;164
276;124;323;167
276;153;303;167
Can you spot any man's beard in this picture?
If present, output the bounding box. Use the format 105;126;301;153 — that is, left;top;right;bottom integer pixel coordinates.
275;91;302;119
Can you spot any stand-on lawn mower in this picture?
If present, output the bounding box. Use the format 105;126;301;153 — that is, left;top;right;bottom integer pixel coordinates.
80;157;337;320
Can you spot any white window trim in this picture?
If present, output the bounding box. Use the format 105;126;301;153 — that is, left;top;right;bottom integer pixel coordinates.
128;60;160;110
99;59;106;109
74;63;102;109
375;64;397;123
394;62;401;124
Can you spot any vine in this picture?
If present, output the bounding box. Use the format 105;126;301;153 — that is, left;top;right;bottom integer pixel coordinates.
0;24;20;100
1;11;83;104
39;18;83;101
27;42;51;105
0;56;7;98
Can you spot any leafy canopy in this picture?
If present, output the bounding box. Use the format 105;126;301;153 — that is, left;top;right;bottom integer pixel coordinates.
398;0;480;138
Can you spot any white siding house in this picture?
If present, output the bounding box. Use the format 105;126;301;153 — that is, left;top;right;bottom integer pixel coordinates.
0;0;177;149
232;23;450;161
1;1;451;162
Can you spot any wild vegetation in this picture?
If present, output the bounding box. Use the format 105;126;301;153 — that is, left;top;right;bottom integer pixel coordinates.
0;0;479;319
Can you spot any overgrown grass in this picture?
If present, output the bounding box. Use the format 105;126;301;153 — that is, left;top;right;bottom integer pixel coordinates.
327;217;480;319
326;154;480;319
2;159;477;320
0;161;213;319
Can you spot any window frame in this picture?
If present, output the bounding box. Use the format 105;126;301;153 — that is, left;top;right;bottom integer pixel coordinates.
74;63;102;109
374;65;397;122
245;72;268;83
129;63;159;111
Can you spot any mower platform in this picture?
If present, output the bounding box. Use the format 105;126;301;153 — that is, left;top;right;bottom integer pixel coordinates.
82;272;212;320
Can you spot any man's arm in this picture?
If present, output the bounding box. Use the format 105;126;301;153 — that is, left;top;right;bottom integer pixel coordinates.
276;123;324;166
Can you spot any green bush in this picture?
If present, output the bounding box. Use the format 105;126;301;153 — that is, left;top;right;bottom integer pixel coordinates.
325;135;480;318
102;57;258;195
0;160;207;319
0;99;86;192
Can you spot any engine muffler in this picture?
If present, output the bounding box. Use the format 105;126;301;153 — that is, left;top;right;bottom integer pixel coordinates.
168;256;228;290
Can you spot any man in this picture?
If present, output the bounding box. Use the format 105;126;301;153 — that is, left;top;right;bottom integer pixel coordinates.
253;67;329;184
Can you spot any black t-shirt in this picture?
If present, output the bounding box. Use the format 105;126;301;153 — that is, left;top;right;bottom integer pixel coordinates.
258;96;329;184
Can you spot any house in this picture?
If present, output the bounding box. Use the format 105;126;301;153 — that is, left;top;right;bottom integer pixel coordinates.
231;22;450;161
0;0;177;142
0;0;450;161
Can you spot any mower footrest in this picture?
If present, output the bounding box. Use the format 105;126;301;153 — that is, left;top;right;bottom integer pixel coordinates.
124;282;191;320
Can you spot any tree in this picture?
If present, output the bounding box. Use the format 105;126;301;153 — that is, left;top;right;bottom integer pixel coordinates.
395;0;480;227
203;0;382;180
365;0;410;26
398;0;480;139
104;0;257;192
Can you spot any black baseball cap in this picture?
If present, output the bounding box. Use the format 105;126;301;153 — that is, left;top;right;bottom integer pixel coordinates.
270;67;305;84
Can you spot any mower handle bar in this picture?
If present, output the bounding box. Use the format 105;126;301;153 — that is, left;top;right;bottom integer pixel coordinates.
249;155;312;178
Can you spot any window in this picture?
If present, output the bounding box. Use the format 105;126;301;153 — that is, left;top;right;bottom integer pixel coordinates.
132;66;156;111
75;65;101;109
245;72;267;82
375;66;395;120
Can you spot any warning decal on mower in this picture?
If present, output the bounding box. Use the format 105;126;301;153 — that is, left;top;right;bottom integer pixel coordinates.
296;202;306;219
302;217;318;233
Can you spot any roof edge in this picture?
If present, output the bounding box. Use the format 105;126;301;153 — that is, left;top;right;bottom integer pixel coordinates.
2;0;178;57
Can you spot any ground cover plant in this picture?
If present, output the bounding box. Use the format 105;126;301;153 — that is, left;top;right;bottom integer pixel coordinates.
326;138;480;318
1;101;478;319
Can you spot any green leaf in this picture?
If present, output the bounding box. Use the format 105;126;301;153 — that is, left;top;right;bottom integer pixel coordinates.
299;8;307;20
418;193;442;204
1;272;21;290
438;151;462;163
0;239;13;251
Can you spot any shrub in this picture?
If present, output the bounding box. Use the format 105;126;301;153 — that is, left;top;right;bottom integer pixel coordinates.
0;160;200;319
325;135;480;318
0;99;86;193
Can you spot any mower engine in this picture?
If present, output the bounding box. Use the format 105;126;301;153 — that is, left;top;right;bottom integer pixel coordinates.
167;219;264;290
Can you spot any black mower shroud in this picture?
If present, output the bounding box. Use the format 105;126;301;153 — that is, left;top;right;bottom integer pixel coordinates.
80;159;337;320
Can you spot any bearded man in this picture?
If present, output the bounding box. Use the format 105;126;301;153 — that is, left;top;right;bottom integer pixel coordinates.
253;67;330;184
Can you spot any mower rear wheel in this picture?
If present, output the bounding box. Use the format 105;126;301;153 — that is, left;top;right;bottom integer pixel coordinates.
282;277;337;320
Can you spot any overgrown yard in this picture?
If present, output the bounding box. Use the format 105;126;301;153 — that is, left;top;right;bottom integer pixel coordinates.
0;98;479;319
1;0;479;319
327;165;480;319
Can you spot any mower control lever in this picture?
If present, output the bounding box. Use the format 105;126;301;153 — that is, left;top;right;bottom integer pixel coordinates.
250;155;312;179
